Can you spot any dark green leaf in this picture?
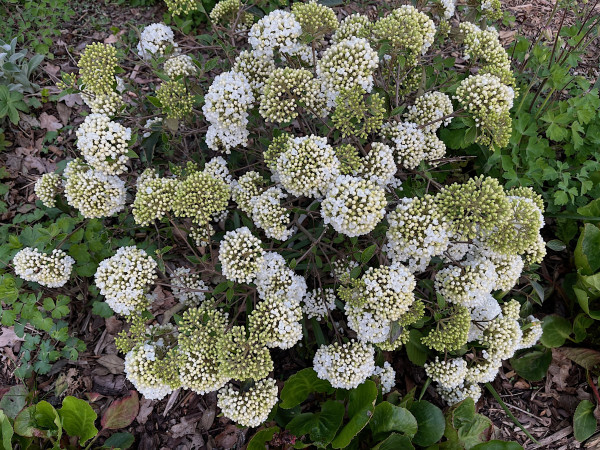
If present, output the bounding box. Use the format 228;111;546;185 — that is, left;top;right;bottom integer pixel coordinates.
286;401;344;447
0;385;27;419
102;431;135;449
369;401;418;440
409;401;444;447
280;368;334;409
540;315;572;348
471;441;523;450
247;426;279;450
509;346;552;381
574;400;597;442
372;433;414;450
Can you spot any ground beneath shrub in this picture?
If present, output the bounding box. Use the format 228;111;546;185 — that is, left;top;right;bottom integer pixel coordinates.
1;0;599;449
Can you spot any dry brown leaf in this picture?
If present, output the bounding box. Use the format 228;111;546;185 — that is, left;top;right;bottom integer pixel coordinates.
61;93;83;108
136;398;154;425
97;354;125;375
44;63;61;76
39;112;63;132
56;102;72;126
215;424;243;450
0;327;24;347
104;34;119;44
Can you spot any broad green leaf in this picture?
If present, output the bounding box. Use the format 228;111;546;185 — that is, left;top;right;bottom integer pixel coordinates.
540;315;572;348
574;224;600;275
102;431;135;449
331;381;378;449
0;411;13;450
360;245;377;263
573;314;594;343
509;346;552;381
574;400;597;442
101;391;139;430
280;368;334;409
406;329;428;366
577;198;600;218
247;426;280;450
286;401;344;447
34;401;62;441
58;396;98;445
409;401;445;447
372;433;414;450
369;401;418;440
0;385;27;419
13;406;39;438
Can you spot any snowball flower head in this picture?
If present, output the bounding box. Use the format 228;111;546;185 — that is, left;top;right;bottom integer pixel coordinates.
217;378;278;427
313;340;375;389
219;227;264;284
302;288;336;320
372;361;396;394
13;247;74;288
137;23;178;60
34;173;61;208
164;54;197;78
248;10;302;58
124;343;175;400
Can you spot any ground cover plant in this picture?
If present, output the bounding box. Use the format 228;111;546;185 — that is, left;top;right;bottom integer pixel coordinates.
1;0;600;448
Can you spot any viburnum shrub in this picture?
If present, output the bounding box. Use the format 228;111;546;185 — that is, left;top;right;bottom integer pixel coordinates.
16;0;547;430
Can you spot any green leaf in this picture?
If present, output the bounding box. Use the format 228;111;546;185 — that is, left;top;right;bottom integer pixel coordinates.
101;391;139;430
409;401;444;447
92;301;114;318
58;396;98;445
279;368;334;409
0;385;27;419
509;346;552;381
247;426;280;450
331;381;378;449
574;400;597;442
360;244;377;263
450;399;492;449
546;239;566;251
102;431;135;449
573;314;594;343
369;401;418;440
13;406;38;438
0;411;13;450
406;329;428;366
575;224;600;275
286;401;344;447
372;433;414;450
577;198;600;218
540;315;572;348
34;401;62;440
471;441;523;450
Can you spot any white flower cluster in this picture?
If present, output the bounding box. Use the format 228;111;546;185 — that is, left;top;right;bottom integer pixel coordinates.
344;263;416;344
321;175;386;237
434;256;497;307
425;357;468;389
233;50;276;96
250;187;293;241
231;171;264;215
275;135;340;198
137;23;178;60
302;288;336;320
332;13;371;44
63;159;126;219
171;267;207;305
313;340;375;389
331;257;359;284
372;361;396;394
381;121;427;169
94;246;158;315
248;10;302;58
82;91;123;116
217;378;278;427
250;294;303;349
219;227;264;283
13;247;74;288
255;252;307;303
164;54;197;78
203;70;254;153
440;0;456;19
438;383;482;405
404;91;453;133
76;113;132;175
385;196;450;272
317;37;379;107
34;172;61;208
124;343;173;400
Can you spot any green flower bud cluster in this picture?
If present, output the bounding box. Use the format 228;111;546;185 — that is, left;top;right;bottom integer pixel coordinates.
335;143;362;175
459;22;514;86
313;340;375;389
421;305;470;352
291;0;338;41
34;172;61;208
332;13;371;44
260;67;328;123
178;307;231;393
217;378;278;427
78;43;118;94
264;134;290;172
321;175;387;237
454;74;514;147
164;54;197;78
372;5;436;65
210;0;253;29
233;50;276;96
82;91;124;116
501;299;521;320
172;169;231;226
332;86;385;139
275;135;341;198
13;247;74;288
425;357;468;389
219;227;265;284
518;316;543;349
479;0;503;21
374;301;424;352
63;159;126;219
249;294;303;349
132;174;178;226
216;325;273;380
436;175;511;240
189;224;215;248
480;315;522;360
165;0;196;16
385;195;450;271
523;235;546;265
232;171;265;214
404;91;454;133
156;80;194;120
